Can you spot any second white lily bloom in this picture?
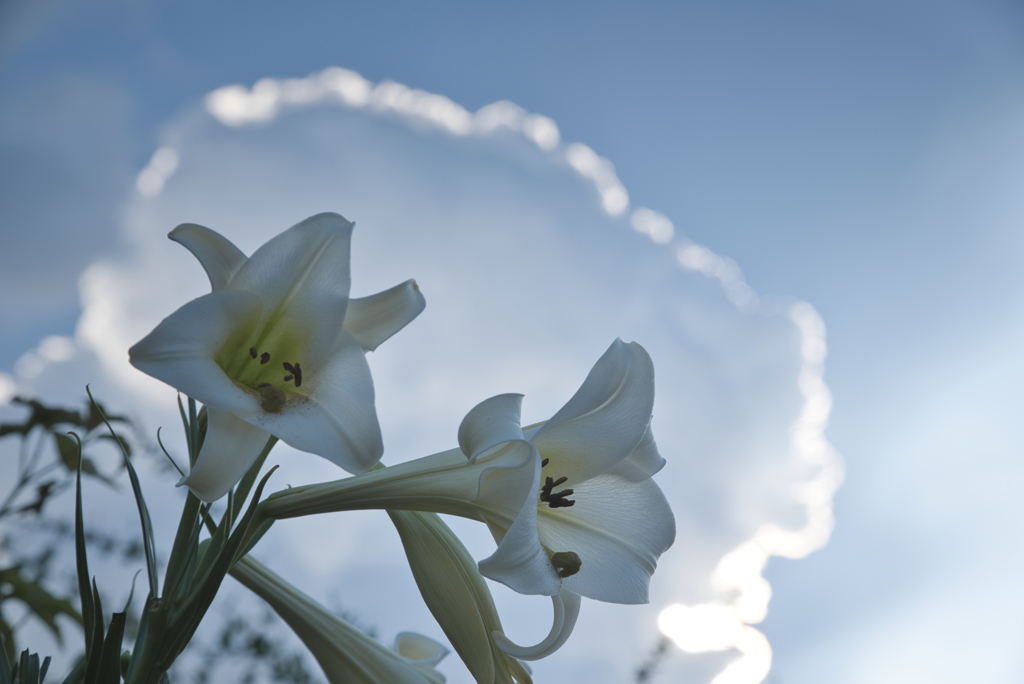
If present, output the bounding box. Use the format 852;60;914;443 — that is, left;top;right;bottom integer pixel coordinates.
129;213;425;502
262;339;675;605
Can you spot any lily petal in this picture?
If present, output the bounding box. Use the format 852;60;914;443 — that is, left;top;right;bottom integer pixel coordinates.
227;212;354;369
492;588;581;661
128;289;264;414
345;280;427;352
478;453;562;597
623;423;666;479
536;458;675;604
249;331;383;475
180;407;272;502
394;632;449;668
169;223;247;291
531;339;655;483
458;394;527;463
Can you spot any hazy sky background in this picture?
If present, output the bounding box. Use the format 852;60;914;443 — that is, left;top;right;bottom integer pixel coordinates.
2;1;1024;682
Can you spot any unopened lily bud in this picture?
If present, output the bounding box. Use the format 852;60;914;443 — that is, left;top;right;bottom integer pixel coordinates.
389;510;532;684
230;555;446;684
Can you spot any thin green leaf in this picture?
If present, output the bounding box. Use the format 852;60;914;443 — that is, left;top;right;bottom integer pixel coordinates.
96;433;132;459
83;581;104;683
84;400;128;432
96;611;126;683
229;436;277;523
39;656;49;684
161;491;202;603
121;595;151;683
164;467;278;662
86;387;158;598
70;433;94;658
187;399;199;468
155;428;185;478
176;395;192;459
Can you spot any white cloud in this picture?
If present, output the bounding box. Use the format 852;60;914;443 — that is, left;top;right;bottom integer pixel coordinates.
10;66;841;684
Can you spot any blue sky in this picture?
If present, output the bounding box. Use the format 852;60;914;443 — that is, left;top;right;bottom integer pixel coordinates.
2;1;1024;682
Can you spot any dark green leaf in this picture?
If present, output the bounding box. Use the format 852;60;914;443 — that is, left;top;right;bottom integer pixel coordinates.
38;656;49;684
96;611;126;683
71;433;94;658
164;467;277;663
54;435;80;471
54;436;108;485
83;581;104;684
230;437;277;523
18;650;38;684
13;481;58;515
0;568;81;642
8;398;83;433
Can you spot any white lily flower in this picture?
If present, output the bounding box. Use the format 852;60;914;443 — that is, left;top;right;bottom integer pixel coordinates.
230;555;447;684
262;339;675;605
129;213;425;502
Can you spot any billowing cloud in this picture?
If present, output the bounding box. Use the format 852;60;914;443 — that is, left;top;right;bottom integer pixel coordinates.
7;67;841;683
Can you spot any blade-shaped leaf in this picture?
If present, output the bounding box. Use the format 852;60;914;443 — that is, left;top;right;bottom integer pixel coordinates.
70;434;94;658
17;651;39;684
87;387;158;598
177;395;192;460
95;611;126;683
83;581;104;683
164;467;278;663
230;437;277;523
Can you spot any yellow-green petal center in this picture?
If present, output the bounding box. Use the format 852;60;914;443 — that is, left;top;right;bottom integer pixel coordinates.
215;315;309;412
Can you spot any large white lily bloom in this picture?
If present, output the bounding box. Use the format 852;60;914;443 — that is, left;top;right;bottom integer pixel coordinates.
230;555;447;684
262;339;675;605
129;213;425;502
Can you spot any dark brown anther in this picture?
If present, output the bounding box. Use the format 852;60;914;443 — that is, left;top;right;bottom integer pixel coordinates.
293;363;302;387
540;473;576;508
249;347;258;359
260;352;270;364
541;458;549;467
551;551;582;578
548;489;575;508
284;375;294;382
283;362;295;373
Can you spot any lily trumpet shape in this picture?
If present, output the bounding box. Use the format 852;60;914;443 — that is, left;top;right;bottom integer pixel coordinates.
230;555;447;684
261;339;675;605
129;213;425;502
